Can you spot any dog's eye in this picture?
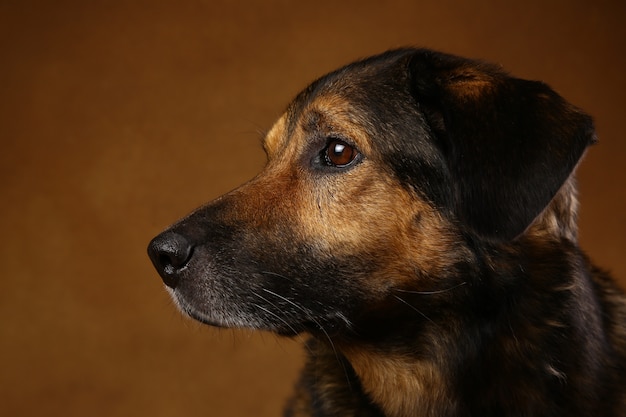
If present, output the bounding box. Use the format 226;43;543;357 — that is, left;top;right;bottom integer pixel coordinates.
324;139;358;167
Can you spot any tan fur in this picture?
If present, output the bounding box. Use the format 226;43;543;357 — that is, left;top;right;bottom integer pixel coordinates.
263;113;288;157
341;346;456;417
527;175;579;242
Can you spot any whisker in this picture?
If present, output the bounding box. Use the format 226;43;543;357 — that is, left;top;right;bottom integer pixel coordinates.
395;281;468;295
251;302;300;336
260;271;295;282
261;289;334;341
251;292;310;346
261;288;307;312
260;288;352;391
393;294;436;325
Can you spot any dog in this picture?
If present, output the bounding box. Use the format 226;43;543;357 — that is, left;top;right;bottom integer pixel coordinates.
147;48;626;416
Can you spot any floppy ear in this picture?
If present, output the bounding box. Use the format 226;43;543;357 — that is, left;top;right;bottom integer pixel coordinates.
408;50;596;241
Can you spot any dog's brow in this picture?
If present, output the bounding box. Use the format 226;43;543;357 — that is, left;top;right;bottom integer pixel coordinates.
262;114;288;155
302;110;323;134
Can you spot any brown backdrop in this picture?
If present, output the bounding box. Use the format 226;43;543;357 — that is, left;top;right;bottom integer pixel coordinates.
1;1;625;416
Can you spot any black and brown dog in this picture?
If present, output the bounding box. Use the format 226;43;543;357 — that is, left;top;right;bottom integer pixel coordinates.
148;48;626;416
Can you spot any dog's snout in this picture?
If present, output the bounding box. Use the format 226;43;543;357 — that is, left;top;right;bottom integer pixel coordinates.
147;232;194;289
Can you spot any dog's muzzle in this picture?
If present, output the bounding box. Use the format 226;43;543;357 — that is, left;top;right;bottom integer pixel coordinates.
147;232;195;289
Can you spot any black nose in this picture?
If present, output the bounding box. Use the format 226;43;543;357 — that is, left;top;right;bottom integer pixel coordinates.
147;232;194;289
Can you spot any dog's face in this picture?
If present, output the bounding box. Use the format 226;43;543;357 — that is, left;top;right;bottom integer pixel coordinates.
148;49;594;340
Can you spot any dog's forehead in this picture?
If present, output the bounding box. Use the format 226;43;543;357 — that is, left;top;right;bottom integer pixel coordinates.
263;55;413;157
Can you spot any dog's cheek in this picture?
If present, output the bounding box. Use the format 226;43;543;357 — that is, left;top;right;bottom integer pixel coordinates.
297;168;458;278
294;170;399;251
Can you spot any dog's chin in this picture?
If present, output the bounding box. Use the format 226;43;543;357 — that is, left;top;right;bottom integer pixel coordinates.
179;305;329;337
181;305;309;336
168;289;256;329
166;287;349;337
166;288;299;334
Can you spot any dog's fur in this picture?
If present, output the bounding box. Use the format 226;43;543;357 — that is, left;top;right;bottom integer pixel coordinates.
148;48;626;416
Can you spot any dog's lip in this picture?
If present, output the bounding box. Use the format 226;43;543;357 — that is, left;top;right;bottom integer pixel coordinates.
180;304;237;329
166;289;223;327
186;312;226;328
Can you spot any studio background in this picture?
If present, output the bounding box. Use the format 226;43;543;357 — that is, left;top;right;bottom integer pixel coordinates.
1;1;624;416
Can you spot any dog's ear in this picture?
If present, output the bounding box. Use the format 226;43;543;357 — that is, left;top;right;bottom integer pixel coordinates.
408;50;596;241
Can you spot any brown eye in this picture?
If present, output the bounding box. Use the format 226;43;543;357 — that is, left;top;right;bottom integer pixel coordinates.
325;139;358;167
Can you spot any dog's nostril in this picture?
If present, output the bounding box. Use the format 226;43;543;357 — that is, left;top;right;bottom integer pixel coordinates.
147;232;194;289
158;254;175;274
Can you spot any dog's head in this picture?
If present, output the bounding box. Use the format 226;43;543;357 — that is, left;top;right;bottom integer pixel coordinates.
148;48;594;338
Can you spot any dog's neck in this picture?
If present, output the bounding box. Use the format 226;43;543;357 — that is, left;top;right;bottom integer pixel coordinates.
339;345;457;417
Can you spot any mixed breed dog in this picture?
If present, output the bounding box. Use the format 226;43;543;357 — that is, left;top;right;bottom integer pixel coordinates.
148;48;626;416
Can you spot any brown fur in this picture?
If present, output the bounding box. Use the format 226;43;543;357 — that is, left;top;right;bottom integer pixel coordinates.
148;48;626;416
